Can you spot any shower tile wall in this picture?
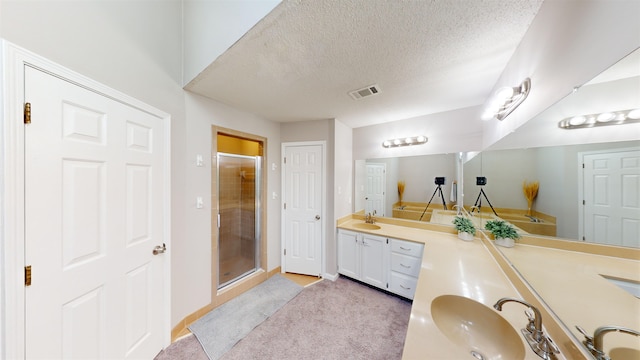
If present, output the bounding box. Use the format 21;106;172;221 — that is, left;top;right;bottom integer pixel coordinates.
219;163;242;261
241;166;256;259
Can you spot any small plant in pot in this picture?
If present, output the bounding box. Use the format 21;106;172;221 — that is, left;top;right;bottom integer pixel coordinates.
452;216;476;241
485;220;521;247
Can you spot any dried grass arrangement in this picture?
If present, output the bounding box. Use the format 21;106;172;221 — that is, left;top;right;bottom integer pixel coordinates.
398;181;406;206
522;180;539;216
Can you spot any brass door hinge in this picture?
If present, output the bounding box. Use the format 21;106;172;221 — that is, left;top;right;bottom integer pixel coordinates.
24;102;31;124
25;265;32;286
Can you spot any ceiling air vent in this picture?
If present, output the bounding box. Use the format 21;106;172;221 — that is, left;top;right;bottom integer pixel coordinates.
349;84;381;100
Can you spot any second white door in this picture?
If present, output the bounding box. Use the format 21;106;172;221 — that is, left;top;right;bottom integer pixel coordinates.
282;143;323;276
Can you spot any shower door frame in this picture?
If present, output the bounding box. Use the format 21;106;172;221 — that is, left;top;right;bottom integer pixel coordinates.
216;152;262;289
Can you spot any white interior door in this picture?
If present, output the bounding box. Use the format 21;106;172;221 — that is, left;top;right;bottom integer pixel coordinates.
365;163;386;216
24;65;167;359
282;143;323;276
582;149;640;247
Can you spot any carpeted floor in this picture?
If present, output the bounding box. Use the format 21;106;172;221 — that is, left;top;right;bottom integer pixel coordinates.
156;276;412;360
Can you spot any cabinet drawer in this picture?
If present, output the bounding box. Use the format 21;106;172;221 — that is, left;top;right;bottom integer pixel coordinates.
391;239;424;258
389;271;419;300
390;253;421;277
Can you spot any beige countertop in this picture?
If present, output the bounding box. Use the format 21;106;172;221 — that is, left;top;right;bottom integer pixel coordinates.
339;216;640;359
337;218;549;360
500;244;640;356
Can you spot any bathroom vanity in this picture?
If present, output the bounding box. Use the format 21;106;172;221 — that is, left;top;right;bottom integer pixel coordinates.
337;215;640;359
337;228;423;299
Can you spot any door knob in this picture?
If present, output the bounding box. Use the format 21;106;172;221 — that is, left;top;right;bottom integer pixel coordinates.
153;243;167;255
315;215;321;220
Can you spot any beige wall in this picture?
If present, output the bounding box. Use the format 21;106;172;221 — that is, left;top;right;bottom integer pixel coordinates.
181;93;281;324
0;0;282;332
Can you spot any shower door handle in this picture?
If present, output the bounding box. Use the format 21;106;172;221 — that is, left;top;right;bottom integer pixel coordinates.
315;215;321;220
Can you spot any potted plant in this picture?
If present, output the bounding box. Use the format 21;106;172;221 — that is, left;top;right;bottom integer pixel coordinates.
484;220;520;247
452;216;475;241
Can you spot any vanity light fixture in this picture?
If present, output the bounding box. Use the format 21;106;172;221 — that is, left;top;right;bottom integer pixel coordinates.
482;78;531;121
558;108;640;129
382;135;428;148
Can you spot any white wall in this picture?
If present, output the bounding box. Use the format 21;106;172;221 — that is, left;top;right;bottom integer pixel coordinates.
332;120;352;275
353;105;483;160
0;0;284;336
183;0;280;85
482;0;640;148
179;92;281;324
0;0;192;336
334;120;353;220
398;154;456;206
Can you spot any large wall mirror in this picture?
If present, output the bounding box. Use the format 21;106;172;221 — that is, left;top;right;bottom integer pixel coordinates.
352;47;640;355
354;47;640;249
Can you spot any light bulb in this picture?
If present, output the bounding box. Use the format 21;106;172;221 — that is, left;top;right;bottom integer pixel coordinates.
627;108;640;119
596;112;615;122
569;116;587;126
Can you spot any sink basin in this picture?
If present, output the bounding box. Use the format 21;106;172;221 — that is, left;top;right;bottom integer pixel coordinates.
610;347;640;360
431;295;525;360
352;223;381;230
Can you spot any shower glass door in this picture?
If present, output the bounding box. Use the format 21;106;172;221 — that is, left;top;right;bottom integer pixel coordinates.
217;153;261;289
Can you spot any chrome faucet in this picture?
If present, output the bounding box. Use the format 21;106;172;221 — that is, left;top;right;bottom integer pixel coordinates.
576;325;640;360
494;298;560;360
365;210;376;224
494;298;544;341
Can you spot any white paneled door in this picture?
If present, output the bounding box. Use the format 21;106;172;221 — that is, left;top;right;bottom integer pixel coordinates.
365;163;386;217
582;149;640;247
24;66;166;359
283;144;323;276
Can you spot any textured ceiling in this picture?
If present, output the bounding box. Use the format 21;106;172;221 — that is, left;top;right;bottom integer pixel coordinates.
185;0;545;128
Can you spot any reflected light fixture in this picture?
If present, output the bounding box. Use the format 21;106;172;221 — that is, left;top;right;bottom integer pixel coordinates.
482;78;531;121
382;135;427;148
558;108;640;129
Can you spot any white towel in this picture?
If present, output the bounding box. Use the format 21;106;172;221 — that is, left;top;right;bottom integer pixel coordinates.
450;182;457;202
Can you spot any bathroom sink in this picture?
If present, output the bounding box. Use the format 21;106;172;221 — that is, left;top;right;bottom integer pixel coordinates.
352;223;381;230
431;295;525;360
610;347;640;359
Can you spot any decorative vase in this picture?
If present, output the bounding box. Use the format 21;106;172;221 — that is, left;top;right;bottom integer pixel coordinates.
458;231;474;241
526;199;533;216
495;237;515;248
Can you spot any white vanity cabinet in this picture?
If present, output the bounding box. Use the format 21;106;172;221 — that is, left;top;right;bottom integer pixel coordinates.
337;229;424;299
337;229;387;289
389;239;424;299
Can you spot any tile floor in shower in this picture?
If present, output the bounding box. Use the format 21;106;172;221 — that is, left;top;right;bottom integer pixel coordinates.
219;255;256;287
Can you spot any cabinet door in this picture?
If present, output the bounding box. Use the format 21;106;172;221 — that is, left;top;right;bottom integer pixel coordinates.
337;230;359;279
360;234;387;288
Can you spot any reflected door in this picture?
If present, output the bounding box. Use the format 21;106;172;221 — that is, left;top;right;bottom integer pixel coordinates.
582;149;640;247
365;163;386;216
217;153;260;288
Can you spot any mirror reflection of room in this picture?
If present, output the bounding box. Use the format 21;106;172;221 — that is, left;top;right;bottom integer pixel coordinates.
355;47;640;249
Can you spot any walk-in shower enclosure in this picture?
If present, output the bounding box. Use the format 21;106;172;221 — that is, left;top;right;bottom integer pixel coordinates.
217;153;261;288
